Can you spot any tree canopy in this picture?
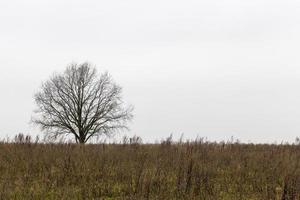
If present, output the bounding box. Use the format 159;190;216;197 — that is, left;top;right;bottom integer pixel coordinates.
33;63;133;143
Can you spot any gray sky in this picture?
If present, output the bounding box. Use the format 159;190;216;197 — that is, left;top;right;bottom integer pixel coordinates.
1;0;300;143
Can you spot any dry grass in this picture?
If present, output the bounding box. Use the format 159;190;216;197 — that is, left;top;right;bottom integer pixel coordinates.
1;135;300;199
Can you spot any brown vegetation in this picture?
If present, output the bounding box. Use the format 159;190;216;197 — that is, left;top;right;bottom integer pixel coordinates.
1;135;300;199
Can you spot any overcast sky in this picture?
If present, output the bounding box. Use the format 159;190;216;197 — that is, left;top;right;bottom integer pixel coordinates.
1;0;300;143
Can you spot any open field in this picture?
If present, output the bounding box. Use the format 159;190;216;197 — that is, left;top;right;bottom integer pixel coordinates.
1;137;300;199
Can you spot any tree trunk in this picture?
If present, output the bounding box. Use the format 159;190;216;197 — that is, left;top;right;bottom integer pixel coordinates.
78;132;86;144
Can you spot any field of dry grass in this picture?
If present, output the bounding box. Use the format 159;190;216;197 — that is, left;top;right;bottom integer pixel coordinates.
0;135;300;199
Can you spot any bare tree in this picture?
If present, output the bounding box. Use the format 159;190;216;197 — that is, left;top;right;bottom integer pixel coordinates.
33;63;133;144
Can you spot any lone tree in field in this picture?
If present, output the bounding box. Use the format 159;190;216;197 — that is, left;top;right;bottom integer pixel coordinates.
33;63;133;143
